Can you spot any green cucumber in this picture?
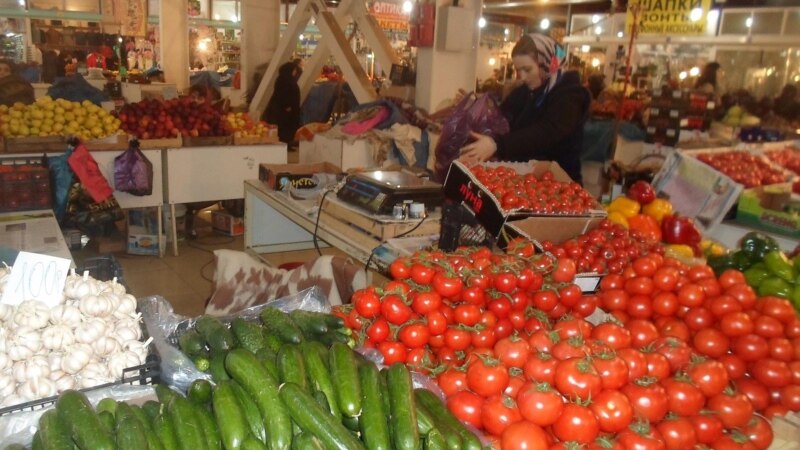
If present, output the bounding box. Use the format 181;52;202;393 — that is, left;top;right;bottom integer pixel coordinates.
98;410;116;434
153;412;180;450
196;315;236;352
179;329;206;356
415;389;481;450
288;310;339;337
116;415;150;450
277;344;309;392
261;329;283;353
342;415;360;432
230;380;267;443
329;343;361;418
188;379;214;406
213;381;249;450
415;402;461;450
312;390;330;412
254;347;279;380
142;401;161;421
387;363;420;450
2;445;26;450
317;330;351;347
278;382;365;450
155;384;181;404
167;395;209;450
209;350;232;382
424;429;447;450
193;353;211;372
231;318;267;354
127;404;166;450
259;308;303;344
195;403;223;450
225;348;292;450
300;341;339;418
358;363;391;450
414;401;436;435
96;398;118;416
31;432;44;450
291;433;325;450
241;437;268;450
37;409;74;450
55;390;114;450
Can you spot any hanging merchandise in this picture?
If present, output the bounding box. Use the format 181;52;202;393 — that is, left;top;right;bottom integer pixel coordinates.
67;141;114;203
114;139;154;196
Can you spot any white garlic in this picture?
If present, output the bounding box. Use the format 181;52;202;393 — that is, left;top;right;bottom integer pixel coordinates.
1;394;23;408
106;277;127;296
52;372;75;393
7;326;42;360
61;343;92;374
78;293;115;318
107;350;141;379
12;355;50;383
64;271;100;300
113;294;138;319
0;303;13;322
48;353;63;372
42;325;75;351
115;318;142;341
0;372;15;397
18;377;56;401
92;336;121;357
49;304;82;327
79;361;113;388
0;326;8;353
12;300;51;329
74;318;107;344
0;352;9;372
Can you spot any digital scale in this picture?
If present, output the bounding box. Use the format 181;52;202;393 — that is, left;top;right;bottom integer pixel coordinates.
336;170;444;215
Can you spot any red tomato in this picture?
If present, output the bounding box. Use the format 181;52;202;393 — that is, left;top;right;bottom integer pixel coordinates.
389;258;410;280
426;310;448;336
719;311;754;337
466;358;510;398
481;395;522;436
628;319;660;348
601;289;629;312
410;291;442;315
444;328;472;351
768;337;795;362
471;327;497;349
447;391;483;429
616;423;666;450
554;357;603;400
398;323;430;349
644;351;671;381
707;390;754;428
692;328;730;359
501;421;550;450
492;271;518;294
726;283;757;310
589;390;633;433
743;416;775;450
432;272;463;298
710;295;743;318
551;403;600;444
688;360;730;397
592;353;630;391
495;335;531;369
719;269;746;289
405;348;436;372
380;294;412;325
353;289;382;318
454;304;481;326
678;284;705;307
523;352;559;384
437;369;468;397
366;317;390;343
733;333;770;362
553;257;577;283
625;276;655;296
738;377;771;411
662;377;705;417
516;382;565;426
461;286;486;306
751;359;792;388
654;337;692;373
409;263;435;285
591;322;632;350
488;297;512;319
690;414;724;445
553;317;592;340
760;296;797;324
657;417;698;450
718;354;748;380
618;348;649;380
622;380;669;423
377;341;407;365
779;384;800;411
504;374;526;398
754;315;785;338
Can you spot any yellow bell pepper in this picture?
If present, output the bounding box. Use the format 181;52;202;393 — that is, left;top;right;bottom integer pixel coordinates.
642;198;673;224
607;211;630;228
607;196;641;219
700;239;727;257
666;244;695;260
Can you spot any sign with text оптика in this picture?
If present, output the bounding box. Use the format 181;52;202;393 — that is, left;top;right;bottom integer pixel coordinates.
626;0;713;36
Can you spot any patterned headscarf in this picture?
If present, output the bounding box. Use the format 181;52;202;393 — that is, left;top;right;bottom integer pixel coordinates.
525;33;565;102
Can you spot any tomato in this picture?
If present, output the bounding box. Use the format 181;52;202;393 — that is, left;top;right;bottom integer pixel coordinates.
767;337;794;362
481;395;522;436
454;304;481;326
554;357;602;400
683;307;714;331
764;404;790;418
496;317;516;338
622;380;669;423
523;352;558;384
601;289;629;312
677;284;705;307
779;384;800;411
708;390;754;428
710;295;743;318
461;286;486;306
600;273;624;290
405;348;436;372
643;351;671;380
410;291;442;315
553;317;592;340
551;338;588;361
388;258;410;280
719;311;754;337
552;403;599;444
398;323;430;349
737;377;771;411
662;377;705;417
589;390;633;433
711;435;756;450
627;294;654;319
754;315;784;338
426;310;448;336
558;284;583;308
516;382;565;426
654;337;692;373
517;268;544;293
377;341;407;365
444;328;472;351
447;390;483;429
618;348;649;380
409;263;435;285
628;319;660;348
690;414;724;445
353;290;382;319
718;354;748;380
501;421;550;450
657;416;697;450
657;318;691;342
492;271;518;294
733;333;770;362
692;328;730;359
591;323;632;350
528;329;557;353
432;272;463;298
438;369;468;397
592;353;630;390
616;423;666;450
553;257;577;283
751;358;792;388
495;335;532;369
688;360;730;397
471;327;497;349
488;297;512;319
467;358;510;397
625;277;655;296
760;296;797;324
504;374;526;398
573;295;599;318
791;361;800;385
743;416;775;450
509;291;531;311
719;269;746;289
652;291;679;317
366;317;390;343
380;294;412;325
688;264;715;281
726;283;757;310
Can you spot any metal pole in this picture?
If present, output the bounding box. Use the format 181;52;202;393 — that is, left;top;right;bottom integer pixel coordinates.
609;3;640;162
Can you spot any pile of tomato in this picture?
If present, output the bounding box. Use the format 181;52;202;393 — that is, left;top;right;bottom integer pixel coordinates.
469;165;598;214
764;148;800;177
693;151;789;188
339;243;800;450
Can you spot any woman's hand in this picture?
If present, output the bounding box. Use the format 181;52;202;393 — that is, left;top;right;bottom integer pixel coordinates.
459;131;497;164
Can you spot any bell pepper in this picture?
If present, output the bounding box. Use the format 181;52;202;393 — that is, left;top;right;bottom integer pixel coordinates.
607;211;630;229
607;197;641;219
642;198;672;224
666;244;695;259
627;180;656;205
707;254;736;276
743;266;770;288
628;214;662;242
732;251;755;271
757;276;792;299
738;232;779;264
700;239;727;257
763;250;797;282
661;214;702;247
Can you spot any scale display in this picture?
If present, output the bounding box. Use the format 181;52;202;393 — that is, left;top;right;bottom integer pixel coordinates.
337;171;444;214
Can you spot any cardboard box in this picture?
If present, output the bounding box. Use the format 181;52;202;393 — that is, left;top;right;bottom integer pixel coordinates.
259;162;343;190
211;210;244;236
127;207;165;256
735;184;800;239
299;133;376;170
442;160;605;238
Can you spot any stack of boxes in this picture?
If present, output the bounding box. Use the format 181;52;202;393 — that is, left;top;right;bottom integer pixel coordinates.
646;88;714;147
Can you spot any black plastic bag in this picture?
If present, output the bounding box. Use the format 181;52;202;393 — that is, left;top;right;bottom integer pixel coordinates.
114;140;153;196
433;93;509;182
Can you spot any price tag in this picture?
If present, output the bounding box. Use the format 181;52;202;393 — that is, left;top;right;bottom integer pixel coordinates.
0;251;71;307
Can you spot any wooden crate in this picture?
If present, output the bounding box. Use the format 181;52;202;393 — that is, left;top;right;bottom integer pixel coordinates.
319;196;441;242
138;136;183;149
84;133;129;151
233;135;280;145
182;135;232;147
4;136;67;153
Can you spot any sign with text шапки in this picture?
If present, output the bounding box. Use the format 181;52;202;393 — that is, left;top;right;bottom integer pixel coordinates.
626;0;712;36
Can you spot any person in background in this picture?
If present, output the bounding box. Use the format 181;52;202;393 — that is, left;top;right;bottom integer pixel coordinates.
587;73;606;100
458;33;591;184
695;62;723;97
264;61;302;146
773;84;799;122
0;59;35;106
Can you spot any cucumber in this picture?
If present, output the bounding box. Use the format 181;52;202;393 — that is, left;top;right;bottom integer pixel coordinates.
415;389;481;450
128;404;154;430
231;318;267;354
415;402;461;450
277;344;309;392
261;329;283;353
329;343;362;418
31;432;44;450
312;390;330;412
55;389;114;450
295;309;345;330
155;384;181;404
291;433;325;450
288;310;331;337
424;429;447;450
278;382;365;450
300;341;339;418
116;415;150;450
142;401;161;421
2;445;26;450
387;363;420;450
196;315;236;352
128;404;166;450
209;350;231;382
193;354;211;372
213;381;249;450
98;410;116;434
225;349;292;450
358;363;392;450
153;412;180;450
188;379;214;406
341;415;360;432
38;409;74;450
317;330;351;347
195;403;223;450
96;398;118;416
414;401;436;435
179;329;206;356
241;437;268;450
167;395;209;450
254;347;279;381
259;308;303;344
229;380;267;443
379;368;391;417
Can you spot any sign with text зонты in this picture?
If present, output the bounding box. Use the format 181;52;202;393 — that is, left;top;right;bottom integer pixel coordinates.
626;0;712;35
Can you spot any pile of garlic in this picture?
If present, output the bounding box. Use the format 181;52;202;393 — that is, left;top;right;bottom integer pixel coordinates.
0;266;151;408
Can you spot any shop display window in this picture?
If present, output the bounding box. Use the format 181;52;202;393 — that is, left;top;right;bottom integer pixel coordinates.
717;48;800;100
29;0;100;13
212;0;239;22
0;0;26;10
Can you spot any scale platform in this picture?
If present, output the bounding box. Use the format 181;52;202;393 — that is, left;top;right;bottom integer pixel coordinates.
336;170;444;215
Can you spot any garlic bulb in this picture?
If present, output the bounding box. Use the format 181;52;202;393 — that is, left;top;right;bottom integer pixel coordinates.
64;271;100;300
0;303;12;322
0;326;7;352
12;356;50;383
78;293;115;318
12;300;51;329
1;394;23;408
107;350;141;379
115;317;142;341
0;352;9;372
48;353;63;372
113;294;138;319
18;377;56;401
8;326;42;360
51;372;75;393
0;372;15;397
106;277;127;296
61;343;92;374
42;325;75;351
74;318;107;344
92;336;121;358
123;337;151;362
79;361;113;388
49;304;82;327
0;264;10;295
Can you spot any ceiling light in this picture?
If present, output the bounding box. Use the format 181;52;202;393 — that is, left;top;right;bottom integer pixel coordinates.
504;28;510;35
594;26;602;35
299;34;305;40
540;18;550;30
213;14;220;20
679;71;688;80
707;9;719;23
231;15;239;22
745;17;753;28
617;31;623;38
689;66;700;76
591;14;600;24
689;8;703;22
581;45;590;53
402;1;412;14
479;17;487;28
17;0;24;6
591;58;600;68
489;57;496;66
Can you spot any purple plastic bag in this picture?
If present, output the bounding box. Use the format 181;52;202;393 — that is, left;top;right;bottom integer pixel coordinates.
114;141;153;196
434;93;510;182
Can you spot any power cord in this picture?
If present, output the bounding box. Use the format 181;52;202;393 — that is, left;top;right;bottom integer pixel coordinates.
313;189;336;256
364;214;428;273
186;235;236;282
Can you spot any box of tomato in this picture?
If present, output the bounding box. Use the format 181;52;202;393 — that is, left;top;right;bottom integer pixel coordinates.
441;160;605;239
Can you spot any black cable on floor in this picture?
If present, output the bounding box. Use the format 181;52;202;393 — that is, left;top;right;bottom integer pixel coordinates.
313;190;334;257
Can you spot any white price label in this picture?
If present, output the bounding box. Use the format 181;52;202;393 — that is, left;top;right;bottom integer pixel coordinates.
0;251;71;307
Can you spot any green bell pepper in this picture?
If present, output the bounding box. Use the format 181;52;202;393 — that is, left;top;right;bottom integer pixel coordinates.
757;276;793;299
731;250;753;272
763;250;797;282
738;232;780;263
743;267;770;288
791;283;800;310
706;254;736;277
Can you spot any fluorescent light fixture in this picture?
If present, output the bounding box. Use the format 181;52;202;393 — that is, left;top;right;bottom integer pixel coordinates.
591;14;600;24
299;34;305;40
689;67;700;76
540;18;550;30
689;8;703;22
402;1;412;14
479;17;487;28
707;9;719;23
489;57;496;66
745;17;753;28
213;14;220;20
591;58;600;68
617;31;623;38
594;26;602;35
679;71;688;80
504;28;510;35
581;45;590;53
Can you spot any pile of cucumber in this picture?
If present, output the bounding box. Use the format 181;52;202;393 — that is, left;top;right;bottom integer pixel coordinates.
177;308;354;381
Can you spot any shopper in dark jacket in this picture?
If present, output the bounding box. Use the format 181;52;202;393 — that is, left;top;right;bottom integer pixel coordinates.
265;61;302;145
0;59;35;107
459;33;590;184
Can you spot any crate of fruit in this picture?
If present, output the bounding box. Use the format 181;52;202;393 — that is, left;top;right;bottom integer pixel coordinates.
137;135;183;149
182;135;233;147
682;147;795;188
0;158;51;213
3;136;66;154
760;145;800;178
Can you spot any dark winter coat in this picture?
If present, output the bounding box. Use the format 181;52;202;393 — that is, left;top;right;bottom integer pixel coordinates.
495;70;591;184
265;62;301;144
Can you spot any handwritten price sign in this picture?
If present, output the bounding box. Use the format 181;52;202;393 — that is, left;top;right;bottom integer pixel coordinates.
0;251;71;307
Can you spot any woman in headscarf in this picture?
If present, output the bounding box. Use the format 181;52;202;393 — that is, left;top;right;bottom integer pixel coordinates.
459;33;591;184
264;60;302;145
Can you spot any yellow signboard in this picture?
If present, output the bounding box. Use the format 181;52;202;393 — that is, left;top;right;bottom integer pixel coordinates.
626;0;712;35
370;1;409;32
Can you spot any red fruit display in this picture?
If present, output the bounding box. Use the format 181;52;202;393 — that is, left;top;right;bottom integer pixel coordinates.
694;151;789;188
115;97;228;139
764;148;800;177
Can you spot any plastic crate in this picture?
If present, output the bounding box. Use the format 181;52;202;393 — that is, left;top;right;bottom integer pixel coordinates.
0;159;51;213
0;354;160;417
438;202;495;252
75;254;126;289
